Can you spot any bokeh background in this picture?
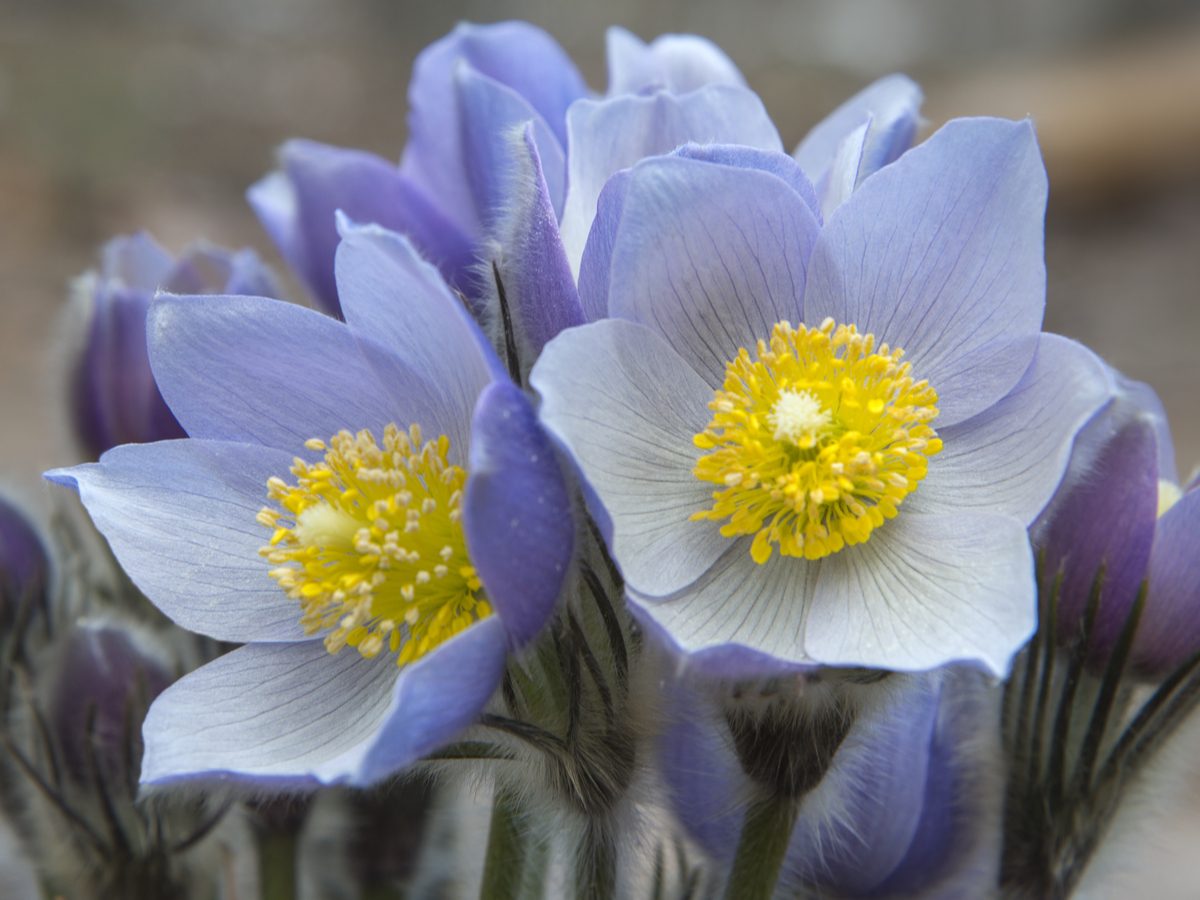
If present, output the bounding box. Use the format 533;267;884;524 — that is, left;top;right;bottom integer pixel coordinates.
2;1;1199;894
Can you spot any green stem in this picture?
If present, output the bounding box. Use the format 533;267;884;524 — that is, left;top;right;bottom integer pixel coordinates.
260;831;297;900
481;790;526;900
724;794;800;900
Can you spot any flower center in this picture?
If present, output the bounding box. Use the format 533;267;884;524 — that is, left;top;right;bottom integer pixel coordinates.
691;318;942;563
257;424;490;666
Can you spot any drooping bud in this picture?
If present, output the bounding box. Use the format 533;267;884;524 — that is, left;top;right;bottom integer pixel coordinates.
68;233;279;458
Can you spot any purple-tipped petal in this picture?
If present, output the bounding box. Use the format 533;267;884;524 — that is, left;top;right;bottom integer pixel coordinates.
464;382;572;647
1135;489;1200;674
531;319;723;597
804;117;1047;427
606;27;745;95
456;65;567;223
148;294;421;454
809;511;1035;675
485;123;583;378
672;143;821;219
602;156;820;386
914;334;1115;524
333;222;502;455
401;21;587;238
0;494;50;618
140;639;398;787
249;140;475;315
793;74;922;186
359;616;508;781
46;441;308;643
560;85;783;274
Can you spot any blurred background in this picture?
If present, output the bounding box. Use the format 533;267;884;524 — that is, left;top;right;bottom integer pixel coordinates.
1;1;1199;892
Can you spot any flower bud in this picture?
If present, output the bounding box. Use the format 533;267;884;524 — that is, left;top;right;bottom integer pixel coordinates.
68;233;279;459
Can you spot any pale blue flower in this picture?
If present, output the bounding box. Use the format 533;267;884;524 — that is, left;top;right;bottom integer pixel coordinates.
532;118;1114;675
47;223;572;786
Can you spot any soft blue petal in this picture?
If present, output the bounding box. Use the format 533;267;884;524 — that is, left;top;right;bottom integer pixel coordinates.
873;669;1003;896
817;119;869;221
46;440;308;643
456;64;566;222
140;639;398;787
629;544;816;661
101;232;174;290
914;335;1115;524
248;140;473;315
809;511;1035;675
672;143;820;219
359;616;508;781
401;21;587;238
148;293;414;454
786;675;939;892
464;382;572;647
560;85;782;274
793;74;922;186
606;26;745;95
333;222;501;456
602;155;820;386
1135;489;1200;674
804;117;1047;426
485;123;583;379
576;169;631;323
531;319;723;597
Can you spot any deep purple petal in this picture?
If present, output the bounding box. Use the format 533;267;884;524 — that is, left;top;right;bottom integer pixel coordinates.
464;382;572;647
560;85;782;273
248;140;474;315
1135;489;1200;674
804;117;1047;426
484;123;583;379
148;293;417;455
401;21;587;238
0;493;50;617
1033;406;1159;659
602;155;820;386
46;440;309;643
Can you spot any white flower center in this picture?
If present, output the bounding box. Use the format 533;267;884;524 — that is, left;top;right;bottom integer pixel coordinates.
768;389;832;446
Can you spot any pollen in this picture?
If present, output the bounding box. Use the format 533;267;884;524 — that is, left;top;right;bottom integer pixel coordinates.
257;424;490;667
692;319;942;563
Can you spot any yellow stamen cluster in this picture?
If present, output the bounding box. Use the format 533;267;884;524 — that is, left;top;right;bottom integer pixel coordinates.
257;424;490;666
692;318;942;563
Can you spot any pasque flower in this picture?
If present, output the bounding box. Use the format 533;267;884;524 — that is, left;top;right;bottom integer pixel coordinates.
47;222;572;786
659;668;1002;897
249;22;780;316
1033;374;1200;674
69;233;279;459
532;118;1114;675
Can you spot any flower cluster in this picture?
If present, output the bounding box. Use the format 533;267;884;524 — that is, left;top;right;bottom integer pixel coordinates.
5;18;1193;899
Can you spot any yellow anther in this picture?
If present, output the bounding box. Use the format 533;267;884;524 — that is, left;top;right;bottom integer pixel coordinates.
692;320;941;562
257;424;490;667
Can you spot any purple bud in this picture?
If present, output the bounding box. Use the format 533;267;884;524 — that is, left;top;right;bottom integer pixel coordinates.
68;233;279;459
1133;482;1200;674
0;494;50;634
46;621;173;787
